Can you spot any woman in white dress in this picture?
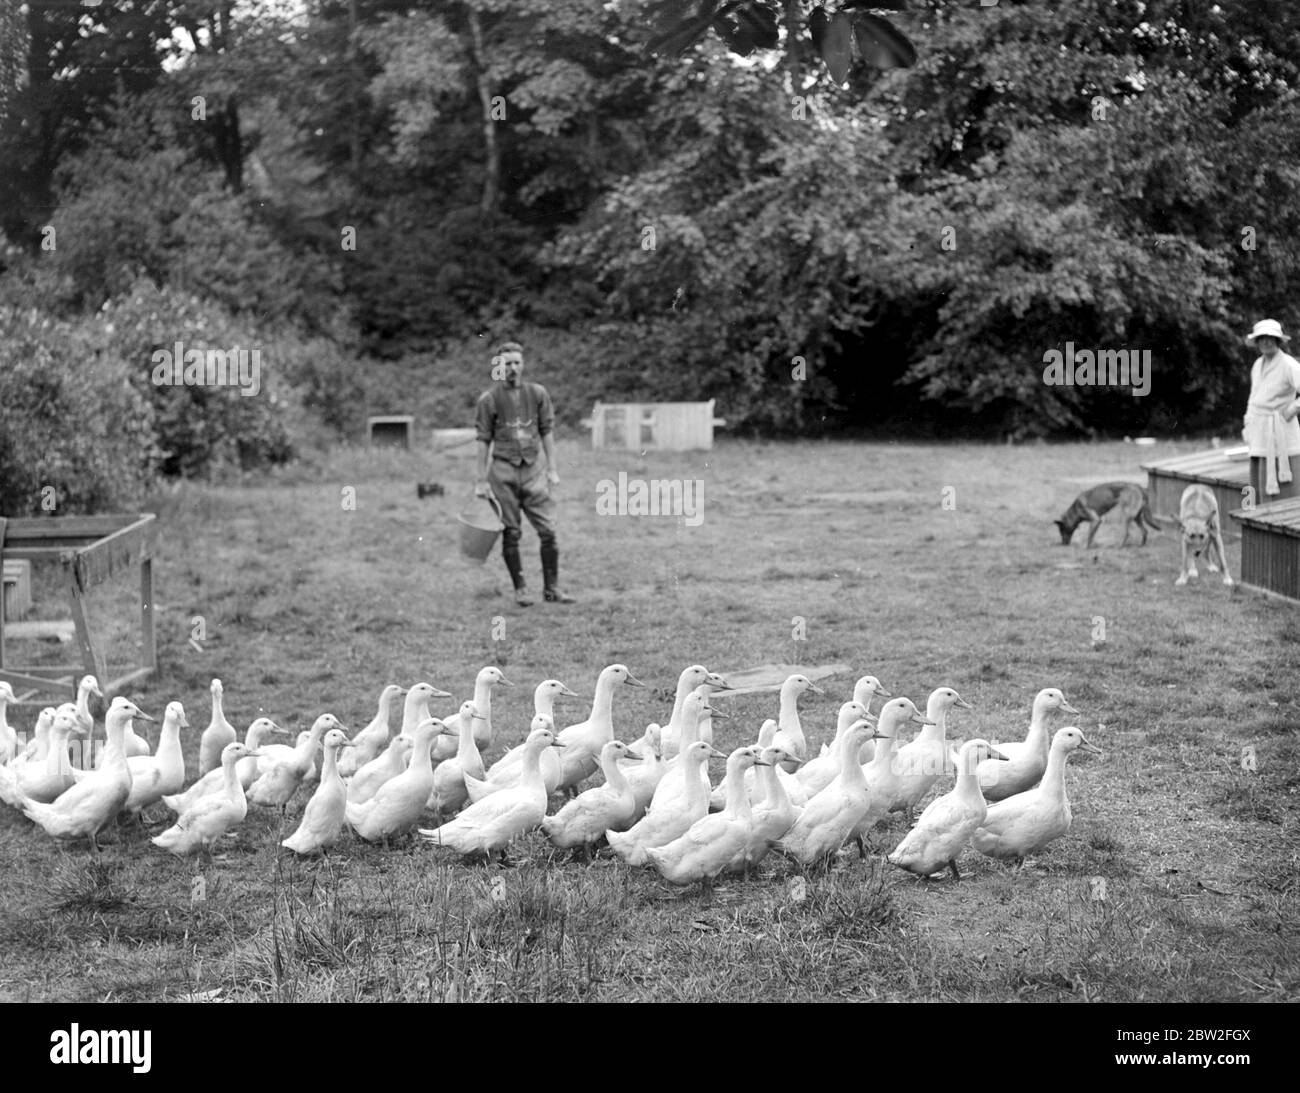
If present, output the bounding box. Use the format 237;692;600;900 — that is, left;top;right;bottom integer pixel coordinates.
1242;318;1300;503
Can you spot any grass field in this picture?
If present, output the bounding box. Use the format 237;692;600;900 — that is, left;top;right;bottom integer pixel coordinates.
1;436;1297;1002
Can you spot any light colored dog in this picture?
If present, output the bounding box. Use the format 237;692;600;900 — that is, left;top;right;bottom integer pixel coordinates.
1175;484;1233;587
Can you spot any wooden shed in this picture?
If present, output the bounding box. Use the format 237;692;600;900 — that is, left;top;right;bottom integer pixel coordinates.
1141;447;1251;531
1229;499;1300;602
588;400;726;451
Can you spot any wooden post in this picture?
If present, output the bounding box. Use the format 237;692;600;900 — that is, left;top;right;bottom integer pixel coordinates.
141;556;155;672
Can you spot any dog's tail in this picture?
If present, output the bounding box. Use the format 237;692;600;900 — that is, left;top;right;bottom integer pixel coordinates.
1140;498;1177;530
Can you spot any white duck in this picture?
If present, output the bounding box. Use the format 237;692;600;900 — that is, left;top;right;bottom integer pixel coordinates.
659;665;732;759
607;740;723;866
647;746;766;887
771;674;823;770
555;663;646;793
338;683;406;778
890;687;972;819
0;680;18;764
709;717;779;810
347;733;415;805
121;701;188;816
772;718;885;866
0;710;84;805
619;723;666;822
480;679;580;788
346;719;455;844
734;745;803;874
398;681;455;740
283;729;355;855
427;701;486;817
247;713;346;813
541;739;641;854
973;727;1102;867
889;738;1009;880
850;697;934;856
976;688;1079;802
794;701;876;797
163;718;284;813
198;678;236;776
433;667;513;760
647;692;721;817
152;741;262;858
11;706;56;768
420;726;562;860
465;714;560;803
828;675;893;763
17;699;151;848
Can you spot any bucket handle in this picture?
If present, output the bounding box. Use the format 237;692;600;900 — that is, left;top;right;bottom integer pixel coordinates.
475;489;503;523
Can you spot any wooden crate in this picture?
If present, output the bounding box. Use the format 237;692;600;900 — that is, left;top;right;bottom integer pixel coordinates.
2;559;32;618
1142;447;1251;535
1229;498;1300;602
0;514;158;699
367;415;415;449
588;400;727;451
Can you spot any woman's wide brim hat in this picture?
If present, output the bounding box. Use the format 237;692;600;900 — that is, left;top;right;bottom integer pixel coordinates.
1246;318;1290;344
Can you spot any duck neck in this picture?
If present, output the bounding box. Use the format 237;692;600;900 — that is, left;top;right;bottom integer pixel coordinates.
101;711;129;768
601;751;631;793
724;765;752;819
668;674;693;731
224;755;245;803
410;729;436;773
158;716;182;762
210;687;225;725
683;755;709;808
869;725;896;770
759;761;787;809
778;685;802;730
48;726;74;775
1025;698;1052;753
520;740;546;788
920;699;948;744
322;744;342;786
838;729;870;788
956;748;985;803
457;718;482;766
1039;742;1068;801
77;685;94;727
678;702;702;750
298;723;325;763
590;672;618;734
473;677;493;723
535;692;555;720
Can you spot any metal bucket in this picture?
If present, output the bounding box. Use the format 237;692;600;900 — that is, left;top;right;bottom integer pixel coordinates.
457;493;504;563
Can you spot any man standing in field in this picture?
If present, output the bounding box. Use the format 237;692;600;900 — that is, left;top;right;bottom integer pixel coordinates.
474;341;576;606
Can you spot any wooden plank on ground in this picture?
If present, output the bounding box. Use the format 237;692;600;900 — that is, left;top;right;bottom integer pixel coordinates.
709;662;854;698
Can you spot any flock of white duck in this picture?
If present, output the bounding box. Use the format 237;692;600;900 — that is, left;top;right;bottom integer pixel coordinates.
0;665;1102;885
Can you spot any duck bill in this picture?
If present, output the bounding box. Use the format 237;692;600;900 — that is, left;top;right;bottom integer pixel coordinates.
430;688;454;699
988;747;1010;761
702;706;729;720
558;685;581;698
807;682;825;695
706;674;733;690
911;714;937;725
496;677;515;687
623;674;647;688
955;699;974;711
1060;700;1080;715
622;750;644;762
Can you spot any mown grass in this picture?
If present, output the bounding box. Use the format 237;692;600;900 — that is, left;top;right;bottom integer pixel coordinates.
1;437;1297;1002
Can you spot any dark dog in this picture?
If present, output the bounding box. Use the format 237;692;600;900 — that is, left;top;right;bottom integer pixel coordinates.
416;482;445;499
1055;482;1166;547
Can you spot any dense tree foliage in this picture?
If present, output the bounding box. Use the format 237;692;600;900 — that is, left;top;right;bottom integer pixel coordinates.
4;0;1300;510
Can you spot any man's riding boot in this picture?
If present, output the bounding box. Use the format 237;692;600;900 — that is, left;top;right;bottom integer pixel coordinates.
503;534;531;605
540;542;575;604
